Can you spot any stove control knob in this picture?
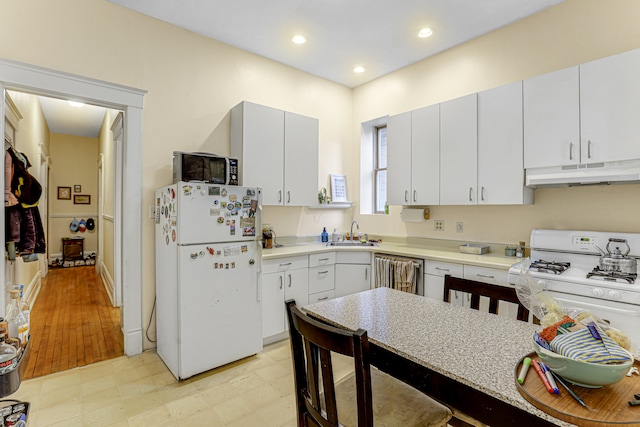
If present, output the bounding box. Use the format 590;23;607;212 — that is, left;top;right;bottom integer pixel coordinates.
608;290;622;300
592;288;605;298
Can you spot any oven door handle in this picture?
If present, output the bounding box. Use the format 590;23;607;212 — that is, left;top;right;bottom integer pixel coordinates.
553;295;640;317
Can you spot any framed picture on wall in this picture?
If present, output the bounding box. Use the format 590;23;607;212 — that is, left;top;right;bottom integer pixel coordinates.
74;185;81;193
330;174;348;202
74;194;91;205
57;186;71;200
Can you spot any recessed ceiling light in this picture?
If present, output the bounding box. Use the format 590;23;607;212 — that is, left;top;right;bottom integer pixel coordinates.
418;28;433;38
292;35;306;44
68;101;85;108
353;66;365;73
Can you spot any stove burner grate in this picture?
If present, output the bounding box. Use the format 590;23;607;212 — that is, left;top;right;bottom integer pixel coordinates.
586;267;637;284
529;260;571;275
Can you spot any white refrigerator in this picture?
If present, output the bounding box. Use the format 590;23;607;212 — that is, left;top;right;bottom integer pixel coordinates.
155;182;262;380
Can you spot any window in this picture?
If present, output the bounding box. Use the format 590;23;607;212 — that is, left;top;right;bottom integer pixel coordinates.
374;125;387;213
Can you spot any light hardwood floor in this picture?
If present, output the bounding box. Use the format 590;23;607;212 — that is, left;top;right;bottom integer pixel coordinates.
22;266;124;380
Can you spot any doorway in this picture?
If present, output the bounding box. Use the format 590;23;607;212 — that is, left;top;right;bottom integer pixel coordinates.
6;89;123;378
0;58;145;358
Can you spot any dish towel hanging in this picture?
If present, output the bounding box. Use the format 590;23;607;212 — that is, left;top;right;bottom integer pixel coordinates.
375;255;418;294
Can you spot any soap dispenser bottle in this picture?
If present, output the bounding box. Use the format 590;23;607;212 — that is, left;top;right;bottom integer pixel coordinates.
321;227;329;243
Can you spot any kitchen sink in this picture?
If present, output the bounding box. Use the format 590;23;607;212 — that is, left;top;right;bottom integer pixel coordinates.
327;241;378;247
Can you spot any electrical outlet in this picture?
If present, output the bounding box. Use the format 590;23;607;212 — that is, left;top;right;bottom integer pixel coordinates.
149;205;156;219
456;222;464;233
434;220;444;231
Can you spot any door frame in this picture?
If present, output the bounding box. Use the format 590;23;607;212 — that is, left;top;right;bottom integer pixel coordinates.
0;58;146;356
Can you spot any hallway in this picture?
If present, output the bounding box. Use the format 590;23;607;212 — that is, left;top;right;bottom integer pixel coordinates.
22;266;124;379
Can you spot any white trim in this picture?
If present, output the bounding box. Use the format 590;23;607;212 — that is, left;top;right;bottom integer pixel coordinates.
49;213;98;218
103;214;115;222
0;58;146;356
100;260;115;306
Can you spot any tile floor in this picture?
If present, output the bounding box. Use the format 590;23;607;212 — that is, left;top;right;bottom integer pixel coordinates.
11;340;462;427
10;339;321;427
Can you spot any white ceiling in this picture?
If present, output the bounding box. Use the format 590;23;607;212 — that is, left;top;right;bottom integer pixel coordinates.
29;0;565;138
37;96;107;138
108;0;564;88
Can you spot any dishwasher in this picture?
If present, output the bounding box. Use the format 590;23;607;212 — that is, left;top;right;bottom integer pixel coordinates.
374;254;424;295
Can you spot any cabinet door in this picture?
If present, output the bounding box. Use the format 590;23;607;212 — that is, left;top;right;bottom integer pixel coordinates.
440;94;478;205
262;272;285;338
233;102;285;205
335;264;370;298
284;112;318;206
523;66;580;168
478;82;530;204
387;111;412;205
580;48;640;164
412;104;440;205
284;268;309;316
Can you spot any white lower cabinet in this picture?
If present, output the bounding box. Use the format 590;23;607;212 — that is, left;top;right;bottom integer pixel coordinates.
262;256;309;339
334;252;372;298
424;260;464;303
309;252;336;303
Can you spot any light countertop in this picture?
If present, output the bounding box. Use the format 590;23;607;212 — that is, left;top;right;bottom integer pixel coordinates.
261;240;519;270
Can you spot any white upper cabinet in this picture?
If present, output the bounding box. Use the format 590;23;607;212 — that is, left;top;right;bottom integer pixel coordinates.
524;48;640;169
580;48;640;164
440;93;477;205
523;66;580;169
231;101;318;206
387;105;439;206
478;82;533;204
387;111;411;205
284;111;319;206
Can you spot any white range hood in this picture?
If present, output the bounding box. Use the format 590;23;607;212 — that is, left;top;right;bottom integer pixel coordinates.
526;159;640;187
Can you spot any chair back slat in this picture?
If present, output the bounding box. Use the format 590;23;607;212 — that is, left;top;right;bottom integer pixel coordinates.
286;299;374;427
443;275;530;321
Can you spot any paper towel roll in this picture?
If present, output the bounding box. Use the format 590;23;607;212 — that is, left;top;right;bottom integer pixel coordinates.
400;208;429;222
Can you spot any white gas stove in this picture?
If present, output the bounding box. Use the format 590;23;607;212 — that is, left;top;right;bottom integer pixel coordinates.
508;229;640;355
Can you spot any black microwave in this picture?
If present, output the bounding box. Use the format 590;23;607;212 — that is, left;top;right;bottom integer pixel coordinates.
172;151;239;185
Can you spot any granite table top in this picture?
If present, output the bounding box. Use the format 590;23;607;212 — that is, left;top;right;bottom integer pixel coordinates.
303;287;576;427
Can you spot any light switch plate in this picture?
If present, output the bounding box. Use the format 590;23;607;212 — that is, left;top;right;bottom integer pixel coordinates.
456;222;463;233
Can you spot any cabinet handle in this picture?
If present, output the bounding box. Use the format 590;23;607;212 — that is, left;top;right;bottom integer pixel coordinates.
318;270;329;275
278;190;282;203
481;186;486;202
469;187;473;202
288;274;292;287
413;190;417;202
279;262;292;267
587;140;592;159
569;143;573;161
476;274;495;279
365;268;368;281
287;191;291;203
404;190;409;203
317;296;329;301
435;267;450;272
319;258;329;262
279;276;283;290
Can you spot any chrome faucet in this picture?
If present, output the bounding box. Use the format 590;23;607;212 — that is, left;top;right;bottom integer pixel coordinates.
350;220;359;241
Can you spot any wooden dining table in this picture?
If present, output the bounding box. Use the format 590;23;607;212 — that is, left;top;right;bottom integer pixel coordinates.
303;287;574;427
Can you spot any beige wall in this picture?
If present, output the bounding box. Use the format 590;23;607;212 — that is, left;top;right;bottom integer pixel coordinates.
0;0;352;348
353;0;640;245
49;133;99;257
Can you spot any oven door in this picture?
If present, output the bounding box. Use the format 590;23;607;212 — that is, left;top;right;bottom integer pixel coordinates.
547;291;640;357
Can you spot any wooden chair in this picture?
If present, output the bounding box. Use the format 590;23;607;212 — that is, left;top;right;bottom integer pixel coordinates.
285;299;452;427
443;274;530;321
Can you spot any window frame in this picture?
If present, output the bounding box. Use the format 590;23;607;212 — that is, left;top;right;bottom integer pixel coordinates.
373;124;387;214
